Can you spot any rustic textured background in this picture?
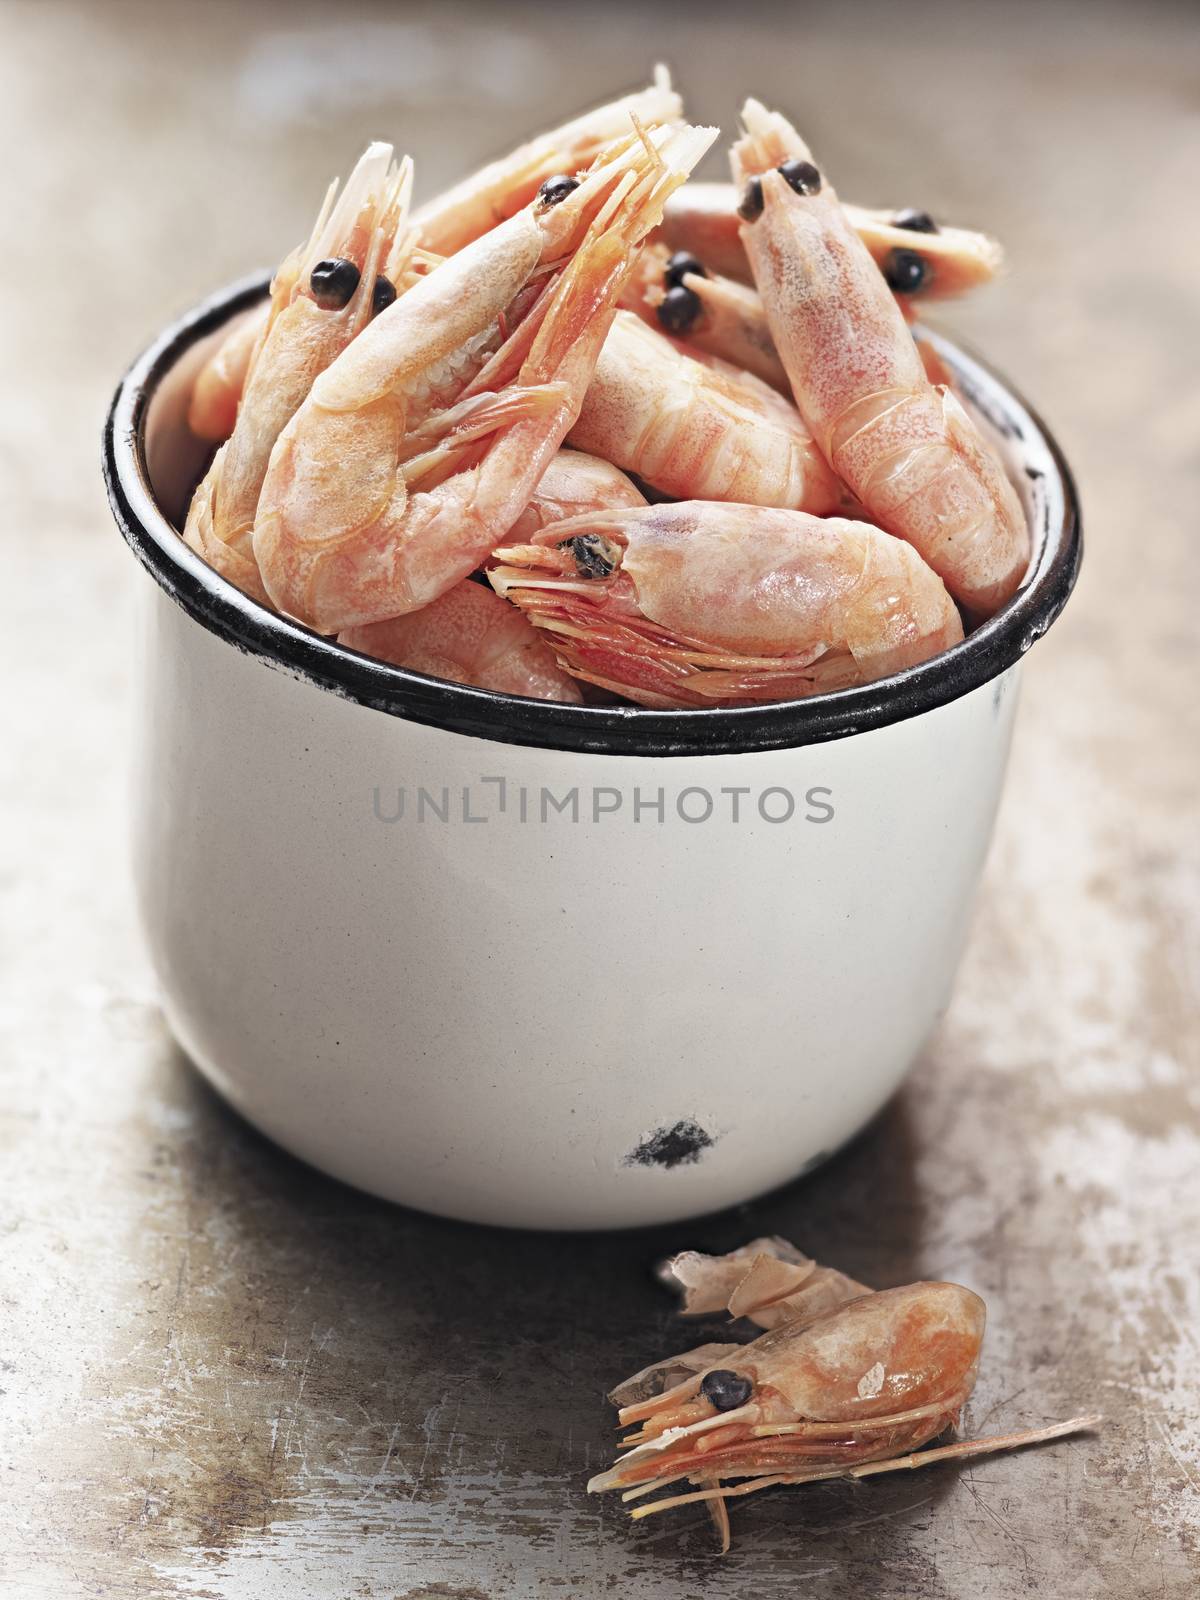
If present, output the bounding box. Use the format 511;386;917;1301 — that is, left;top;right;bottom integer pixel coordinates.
3;0;1198;1594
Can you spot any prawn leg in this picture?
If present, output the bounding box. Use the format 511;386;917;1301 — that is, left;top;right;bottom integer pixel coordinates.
626;1414;1103;1523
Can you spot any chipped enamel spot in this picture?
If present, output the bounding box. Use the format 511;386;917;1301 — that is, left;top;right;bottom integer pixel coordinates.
624;1119;715;1170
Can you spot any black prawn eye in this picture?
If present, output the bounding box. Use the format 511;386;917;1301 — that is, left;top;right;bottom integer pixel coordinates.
737;176;764;222
558;533;616;579
664;250;707;288
777;158;822;196
701;1369;754;1411
371;276;397;316
309;257;361;308
893;208;939;234
657;284;702;335
538;174;581;207
883;247;930;294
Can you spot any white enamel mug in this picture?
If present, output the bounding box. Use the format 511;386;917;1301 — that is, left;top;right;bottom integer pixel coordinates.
104;276;1080;1230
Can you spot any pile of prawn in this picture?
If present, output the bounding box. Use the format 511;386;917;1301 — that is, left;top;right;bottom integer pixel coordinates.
591;1236;1099;1550
183;70;1032;709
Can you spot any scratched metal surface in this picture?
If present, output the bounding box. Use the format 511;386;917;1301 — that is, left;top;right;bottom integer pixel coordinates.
2;0;1198;1594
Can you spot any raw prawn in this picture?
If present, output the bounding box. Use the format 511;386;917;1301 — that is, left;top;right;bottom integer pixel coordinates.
184;143;414;603
489;500;963;708
659;180;1004;298
589;1274;1100;1551
570;311;844;512
253;119;716;633
339;580;582;702
732;101;1028;616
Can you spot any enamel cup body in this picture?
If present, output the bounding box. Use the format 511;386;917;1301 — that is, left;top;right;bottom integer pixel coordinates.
105;279;1079;1230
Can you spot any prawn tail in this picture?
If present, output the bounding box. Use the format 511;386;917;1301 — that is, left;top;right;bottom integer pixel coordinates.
402;383;574;490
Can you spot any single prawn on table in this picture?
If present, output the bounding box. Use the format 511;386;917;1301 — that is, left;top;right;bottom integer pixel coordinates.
589;1237;1101;1552
731;100;1029;618
184;142;417;602
253;117;716;634
489;500;964;709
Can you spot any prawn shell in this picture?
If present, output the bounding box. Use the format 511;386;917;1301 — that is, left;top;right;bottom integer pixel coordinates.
571;312;843;513
747;1281;986;1420
187;305;266;441
733;106;1029;616
618;502;959;671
